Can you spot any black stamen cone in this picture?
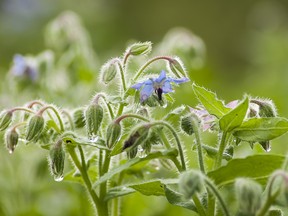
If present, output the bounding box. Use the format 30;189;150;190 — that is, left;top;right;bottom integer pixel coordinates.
156;88;163;100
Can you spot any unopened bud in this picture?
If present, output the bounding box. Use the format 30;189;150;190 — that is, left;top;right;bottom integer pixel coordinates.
168;57;186;77
85;104;103;137
181;114;199;135
0;110;13;131
49;140;65;182
179;170;204;199
235;178;262;215
106;121;121;149
26;114;45;141
5;128;19;154
259;141;271;152
251;99;277;117
123;124;150;151
126;148;138;159
129;41;152;56
142;95;159;107
73;108;85;128
268;209;283;216
100;58;120;84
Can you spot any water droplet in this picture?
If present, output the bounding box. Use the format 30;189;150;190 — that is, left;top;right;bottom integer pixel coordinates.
54;175;64;182
9;150;13;154
138;146;147;158
89;134;99;142
155;166;160;171
265;146;271;152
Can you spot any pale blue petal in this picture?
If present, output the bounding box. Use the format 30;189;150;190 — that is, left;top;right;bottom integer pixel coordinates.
167;77;189;84
12;54;26;76
140;84;154;102
162;80;173;93
131;80;153;90
155;70;167;83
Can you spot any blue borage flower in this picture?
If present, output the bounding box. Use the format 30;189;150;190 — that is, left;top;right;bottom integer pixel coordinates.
10;54;38;82
131;70;189;102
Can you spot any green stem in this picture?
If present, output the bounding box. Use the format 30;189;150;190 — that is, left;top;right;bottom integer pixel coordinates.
67;147;108;216
204;178;230;216
115;113;150;124
10;107;35;114
133;56;173;80
38;105;65;132
112;197;120;216
192;194;207;216
151;121;186;171
116;103;124;117
117;62;127;93
100;151;111;199
215;131;228;169
192;121;205;173
62;110;75;131
123;51;131;67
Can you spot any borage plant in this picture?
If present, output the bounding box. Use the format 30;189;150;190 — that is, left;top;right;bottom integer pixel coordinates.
1;41;288;216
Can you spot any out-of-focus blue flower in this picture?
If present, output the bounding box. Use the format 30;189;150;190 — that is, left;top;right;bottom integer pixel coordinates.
131;70;189;102
10;54;38;82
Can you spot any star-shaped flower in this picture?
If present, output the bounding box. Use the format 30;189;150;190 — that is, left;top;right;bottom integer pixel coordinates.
131;70;189;102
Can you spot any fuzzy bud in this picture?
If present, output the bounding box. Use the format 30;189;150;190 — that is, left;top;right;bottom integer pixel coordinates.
106;121;121;149
5;128;19;154
100;58;120;84
179;170;204;199
235;178;262;215
123;125;150;152
126;148;138;159
49;140;65;182
73;108;85;128
168;57;186;77
129;41;152;56
181;114;199;135
85;104;103;137
0;110;13;131
26;114;45;141
251;99;277;117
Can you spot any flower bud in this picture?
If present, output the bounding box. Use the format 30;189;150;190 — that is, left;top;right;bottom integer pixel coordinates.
73;108;85;128
0;110;13;131
85;104;103;137
268;209;283;216
100;58;120;84
235;178;262;215
259;141;271;152
126;148;138;159
5;129;19;154
106;121;121;149
179;170;204;199
128;41;152;56
26;114;45;141
251;99;277;117
123;125;150;151
181;114;199;135
142;95;159;107
168;57;187;77
49;140;65;182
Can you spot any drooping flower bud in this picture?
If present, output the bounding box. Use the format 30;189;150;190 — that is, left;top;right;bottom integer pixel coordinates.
123;124;150;152
181;114;198;135
168;57;187;77
235;178;262;215
0;110;13;131
26;114;45;141
49;140;65;182
128;41;152;56
100;58;120;84
179;170;204;199
251;99;277;117
5;128;19;154
73;108;85;128
85;104;103;137
106;121;121;149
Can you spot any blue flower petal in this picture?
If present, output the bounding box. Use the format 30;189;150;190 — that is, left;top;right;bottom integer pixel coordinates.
131;80;153;90
162;80;173;93
140;84;154;102
155;70;167;83
167;77;189;84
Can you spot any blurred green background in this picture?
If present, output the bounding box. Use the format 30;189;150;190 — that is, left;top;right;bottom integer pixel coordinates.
1;0;288;215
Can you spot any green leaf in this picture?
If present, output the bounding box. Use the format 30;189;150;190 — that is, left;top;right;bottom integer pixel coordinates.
93;149;178;188
105;186;135;201
164;185;197;211
208;154;285;187
130;180;165;196
192;83;229;118
219;97;249;132
233;117;288;142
